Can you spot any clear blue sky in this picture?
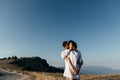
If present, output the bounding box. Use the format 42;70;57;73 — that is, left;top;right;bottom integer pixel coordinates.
0;0;120;69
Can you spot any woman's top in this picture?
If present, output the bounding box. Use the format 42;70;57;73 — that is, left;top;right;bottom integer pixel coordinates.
61;49;83;79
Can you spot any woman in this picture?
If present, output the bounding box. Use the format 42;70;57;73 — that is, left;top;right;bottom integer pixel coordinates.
62;40;83;80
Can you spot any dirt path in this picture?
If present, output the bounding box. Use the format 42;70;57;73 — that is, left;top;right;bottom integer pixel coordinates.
0;69;31;80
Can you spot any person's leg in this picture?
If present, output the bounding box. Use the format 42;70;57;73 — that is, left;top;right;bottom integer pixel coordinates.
68;78;74;80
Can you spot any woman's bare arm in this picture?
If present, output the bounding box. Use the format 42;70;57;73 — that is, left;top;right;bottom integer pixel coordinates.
65;56;77;74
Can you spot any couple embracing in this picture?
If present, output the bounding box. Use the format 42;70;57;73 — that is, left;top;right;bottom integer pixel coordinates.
61;40;83;80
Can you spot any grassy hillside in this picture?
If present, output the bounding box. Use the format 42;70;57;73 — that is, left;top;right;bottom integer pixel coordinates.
0;56;63;72
10;57;63;72
0;57;120;80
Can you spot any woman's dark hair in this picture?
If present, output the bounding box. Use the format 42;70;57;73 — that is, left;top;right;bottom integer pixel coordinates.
62;41;68;47
68;40;77;49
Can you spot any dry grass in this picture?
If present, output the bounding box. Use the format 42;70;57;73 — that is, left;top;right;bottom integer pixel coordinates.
28;72;120;80
86;74;120;80
29;72;65;80
0;59;23;71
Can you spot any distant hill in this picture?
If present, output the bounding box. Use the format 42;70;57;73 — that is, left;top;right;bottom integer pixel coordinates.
0;56;63;73
10;57;63;73
81;66;120;74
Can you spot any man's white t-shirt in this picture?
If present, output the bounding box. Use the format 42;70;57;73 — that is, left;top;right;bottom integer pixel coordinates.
61;49;83;79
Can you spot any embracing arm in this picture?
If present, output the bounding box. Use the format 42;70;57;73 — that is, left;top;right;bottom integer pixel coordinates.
61;50;77;74
65;56;77;75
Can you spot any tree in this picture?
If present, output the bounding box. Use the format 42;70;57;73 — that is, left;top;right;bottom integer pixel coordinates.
12;56;15;59
14;56;17;60
3;57;6;60
8;56;11;59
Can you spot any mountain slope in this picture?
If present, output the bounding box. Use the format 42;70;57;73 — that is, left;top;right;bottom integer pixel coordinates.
10;57;63;73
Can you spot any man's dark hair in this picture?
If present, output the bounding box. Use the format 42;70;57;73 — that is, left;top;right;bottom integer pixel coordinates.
62;41;68;47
